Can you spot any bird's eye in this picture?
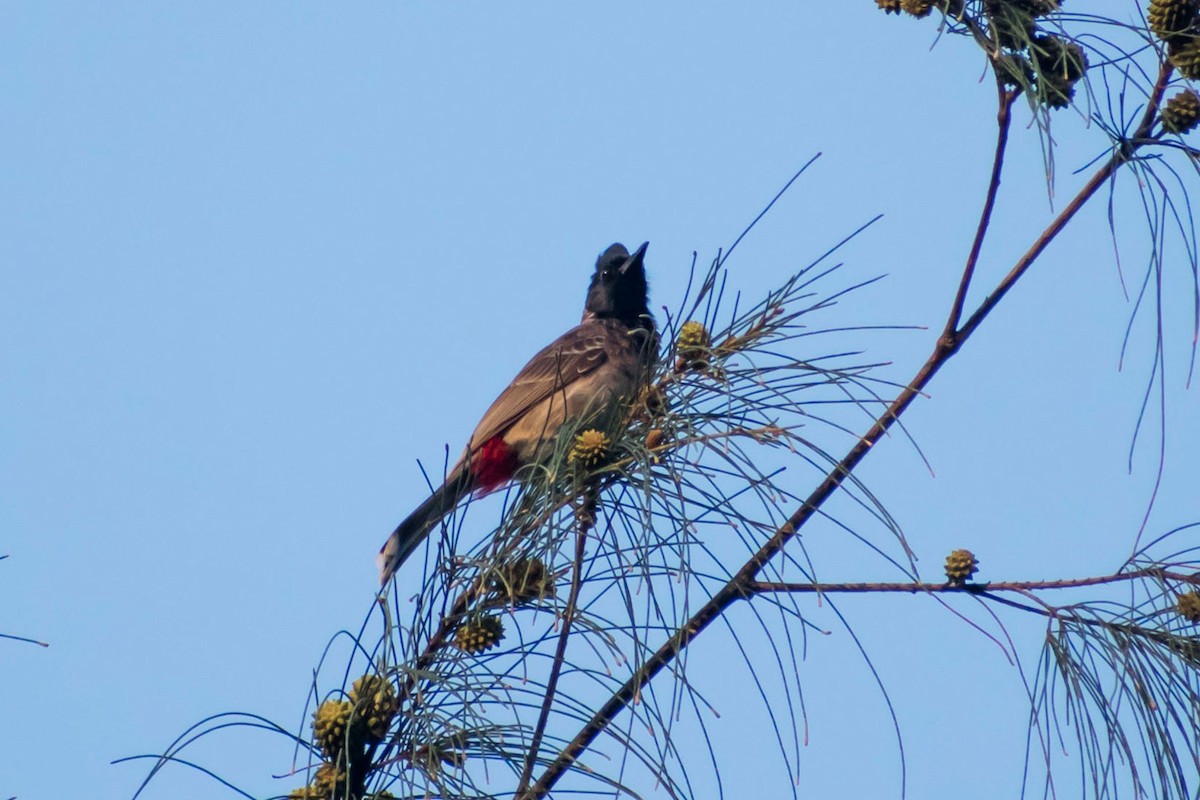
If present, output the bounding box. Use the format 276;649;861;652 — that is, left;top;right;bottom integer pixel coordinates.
601;269;616;283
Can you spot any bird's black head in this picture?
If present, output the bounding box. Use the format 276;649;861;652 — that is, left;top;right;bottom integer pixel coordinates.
583;241;652;330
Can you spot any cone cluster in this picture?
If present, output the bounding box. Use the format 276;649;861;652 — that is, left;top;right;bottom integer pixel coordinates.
875;0;1090;110
1145;0;1200;79
290;673;400;799
289;774;393;800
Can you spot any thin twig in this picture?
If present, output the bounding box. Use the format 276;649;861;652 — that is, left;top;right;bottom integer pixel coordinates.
749;566;1200;595
957;61;1174;342
947;79;1017;332
514;486;595;797
0;632;49;647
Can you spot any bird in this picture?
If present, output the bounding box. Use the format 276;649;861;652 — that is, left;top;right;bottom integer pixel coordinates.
377;241;656;584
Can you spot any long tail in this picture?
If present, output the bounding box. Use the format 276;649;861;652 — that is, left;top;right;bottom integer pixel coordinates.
377;468;472;585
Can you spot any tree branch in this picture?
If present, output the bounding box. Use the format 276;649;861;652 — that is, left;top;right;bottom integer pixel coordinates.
524;59;1179;800
748;566;1200;595
956;60;1173;342
947;78;1017;332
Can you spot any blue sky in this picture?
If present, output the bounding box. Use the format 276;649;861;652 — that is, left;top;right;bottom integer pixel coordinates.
3;3;1198;798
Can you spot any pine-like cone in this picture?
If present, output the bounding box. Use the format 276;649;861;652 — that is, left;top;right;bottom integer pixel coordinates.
312;699;355;757
1033;35;1087;108
676;320;712;371
1148;0;1199;41
350;673;398;744
877;0;903;12
1177;590;1200;623
1162;88;1200;133
901;0;934;16
491;557;554;601
997;53;1036;88
569;429;611;468
453;615;505;654
944;549;980;584
289;762;347;800
1170;34;1200;79
1034;35;1088;81
1040;74;1076;108
638;384;669;418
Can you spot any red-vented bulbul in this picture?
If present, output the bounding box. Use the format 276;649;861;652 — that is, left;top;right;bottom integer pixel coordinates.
377;242;655;584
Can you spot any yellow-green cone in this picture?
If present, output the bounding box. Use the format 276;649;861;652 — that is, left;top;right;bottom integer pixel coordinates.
289;762;346;800
901;0;934;16
1148;0;1199;41
569;429;611;468
350;673;398;744
1170;35;1200;79
676;320;712;370
453;615;505;654
1177;590;1200;623
312;699;355;757
944;549;980;584
1162;88;1200;133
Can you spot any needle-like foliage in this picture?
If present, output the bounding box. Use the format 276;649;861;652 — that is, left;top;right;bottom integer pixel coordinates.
130;3;1200;799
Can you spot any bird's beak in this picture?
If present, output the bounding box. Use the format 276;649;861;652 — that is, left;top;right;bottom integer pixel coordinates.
620;241;649;274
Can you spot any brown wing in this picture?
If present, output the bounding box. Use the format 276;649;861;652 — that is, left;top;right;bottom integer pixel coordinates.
465;322;611;452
